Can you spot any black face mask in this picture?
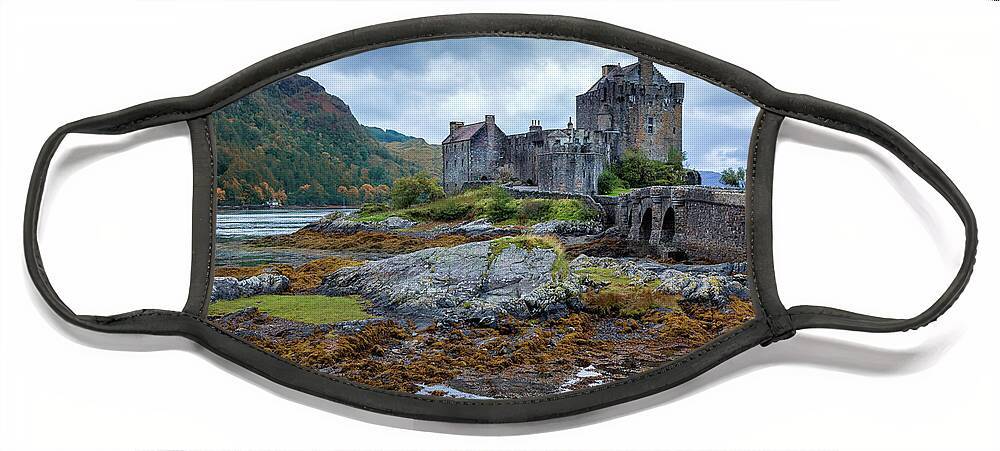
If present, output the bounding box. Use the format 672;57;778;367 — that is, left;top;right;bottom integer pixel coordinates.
24;14;977;423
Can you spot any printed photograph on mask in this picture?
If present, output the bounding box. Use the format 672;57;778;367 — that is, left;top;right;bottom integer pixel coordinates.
208;37;757;399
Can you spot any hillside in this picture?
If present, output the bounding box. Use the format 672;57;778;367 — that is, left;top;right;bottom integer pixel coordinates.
211;74;420;206
365;126;415;143
384;138;443;179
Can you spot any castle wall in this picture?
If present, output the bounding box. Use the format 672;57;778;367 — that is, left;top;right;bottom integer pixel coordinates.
442;141;470;195
536;149;605;195
503;133;540;184
467;125;505;184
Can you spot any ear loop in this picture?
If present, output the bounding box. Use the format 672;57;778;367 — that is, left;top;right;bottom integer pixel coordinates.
768;105;978;333
24;113;206;335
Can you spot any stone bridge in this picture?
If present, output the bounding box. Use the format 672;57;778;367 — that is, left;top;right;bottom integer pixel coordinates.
610;186;746;262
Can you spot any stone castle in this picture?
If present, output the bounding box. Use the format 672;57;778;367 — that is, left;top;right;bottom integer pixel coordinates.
442;58;685;195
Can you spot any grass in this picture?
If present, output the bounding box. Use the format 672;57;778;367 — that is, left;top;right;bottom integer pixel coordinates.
348;186;597;225
208;294;372;324
608;187;633;196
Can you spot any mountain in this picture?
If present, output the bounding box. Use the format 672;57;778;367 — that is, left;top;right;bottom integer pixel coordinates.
212;74;420;206
366;126;416;143
698;171;725;188
384;138;443;180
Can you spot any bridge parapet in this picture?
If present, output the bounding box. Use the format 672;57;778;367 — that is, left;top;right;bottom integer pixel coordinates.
613;186;746;262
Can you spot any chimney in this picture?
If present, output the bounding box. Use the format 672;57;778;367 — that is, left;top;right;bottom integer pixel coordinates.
529;119;542;132
639;58;653;84
567;117;574;130
602;64;618;77
449;121;464;134
485;114;495;125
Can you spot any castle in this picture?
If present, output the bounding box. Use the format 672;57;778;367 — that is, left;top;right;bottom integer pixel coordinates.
442;58;685;195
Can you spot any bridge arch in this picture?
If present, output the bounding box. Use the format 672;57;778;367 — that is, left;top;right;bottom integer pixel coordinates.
639;207;653;242
662;207;675;242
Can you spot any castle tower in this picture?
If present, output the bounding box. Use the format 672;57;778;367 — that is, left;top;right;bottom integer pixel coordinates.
575;57;683;163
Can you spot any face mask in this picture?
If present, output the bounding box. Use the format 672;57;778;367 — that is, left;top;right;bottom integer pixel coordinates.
25;14;978;423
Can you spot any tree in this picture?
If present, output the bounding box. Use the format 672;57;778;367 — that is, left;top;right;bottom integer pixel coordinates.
720;167;746;189
390;172;445;209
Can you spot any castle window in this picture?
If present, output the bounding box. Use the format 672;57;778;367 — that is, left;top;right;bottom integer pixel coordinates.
646;117;654;133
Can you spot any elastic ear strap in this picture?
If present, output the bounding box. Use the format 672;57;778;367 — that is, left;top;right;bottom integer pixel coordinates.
24;122;188;334
771;100;978;333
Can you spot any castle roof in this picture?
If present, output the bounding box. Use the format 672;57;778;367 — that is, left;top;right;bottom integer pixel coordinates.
442;121;485;144
585;61;669;93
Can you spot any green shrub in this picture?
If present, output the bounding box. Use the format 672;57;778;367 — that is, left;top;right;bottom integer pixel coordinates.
358;202;390;216
608;148;688;189
390;172;445;209
597;169;628;195
482;185;519;222
408;197;474;221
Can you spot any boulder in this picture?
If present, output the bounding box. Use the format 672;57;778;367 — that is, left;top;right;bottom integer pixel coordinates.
211;277;241;302
318;239;581;324
210;273;290;302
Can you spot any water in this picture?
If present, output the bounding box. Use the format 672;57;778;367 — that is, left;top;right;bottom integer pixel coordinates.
216;208;355;240
215;207;357;267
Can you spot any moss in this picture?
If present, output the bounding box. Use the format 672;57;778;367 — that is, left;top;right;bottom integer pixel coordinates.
582;288;682;318
208;294;371;324
250;230;480;253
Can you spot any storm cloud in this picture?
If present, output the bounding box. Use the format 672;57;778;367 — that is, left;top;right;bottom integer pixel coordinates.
302;37;756;172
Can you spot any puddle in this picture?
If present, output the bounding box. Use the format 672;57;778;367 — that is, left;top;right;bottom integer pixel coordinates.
415;384;493;400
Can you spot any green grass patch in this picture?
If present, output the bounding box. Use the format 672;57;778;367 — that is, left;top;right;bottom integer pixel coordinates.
608;187;633;196
208;295;372;324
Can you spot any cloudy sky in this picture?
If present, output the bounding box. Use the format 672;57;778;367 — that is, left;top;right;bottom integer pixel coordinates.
302;37;756;172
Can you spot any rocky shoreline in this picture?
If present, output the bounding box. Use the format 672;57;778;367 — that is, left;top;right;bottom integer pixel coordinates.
209;214;753;398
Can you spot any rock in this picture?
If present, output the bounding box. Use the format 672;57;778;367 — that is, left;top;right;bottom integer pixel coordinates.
570;254;749;307
425;219;521;239
303;216;417;234
530;220;603;237
211;277;241;302
238;273;290;297
379;216;418;229
656;270;747;307
210;273;290;302
318;239;581;324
